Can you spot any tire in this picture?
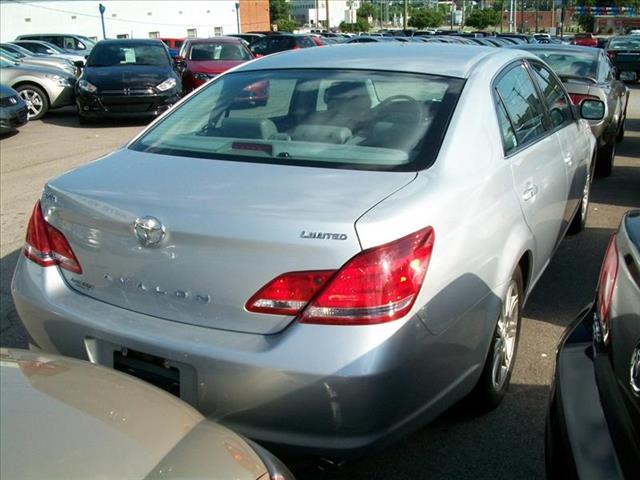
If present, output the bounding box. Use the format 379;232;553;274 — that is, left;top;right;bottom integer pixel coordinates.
616;116;625;143
567;166;592;235
595;141;615;178
469;267;523;412
15;84;49;121
78;114;93;126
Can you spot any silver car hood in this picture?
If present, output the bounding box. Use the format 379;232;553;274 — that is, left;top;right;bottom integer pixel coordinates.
43;149;417;335
0;349;267;480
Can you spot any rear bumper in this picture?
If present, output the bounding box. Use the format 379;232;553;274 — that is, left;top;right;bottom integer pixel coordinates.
546;305;640;479
11;254;493;456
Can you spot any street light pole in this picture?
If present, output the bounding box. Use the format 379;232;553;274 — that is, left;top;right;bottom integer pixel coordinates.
98;3;106;39
404;0;408;30
235;2;241;34
325;0;330;31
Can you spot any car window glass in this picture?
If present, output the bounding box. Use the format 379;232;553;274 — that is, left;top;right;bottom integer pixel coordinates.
251;38;268;54
299;37;315;48
175;40;184;48
131;69;464;172
495;97;518;154
529;63;572;128
533;51;597;78
189;43;251;61
228;78;296;120
88;43;169;66
64;36;83;50
495;63;547;147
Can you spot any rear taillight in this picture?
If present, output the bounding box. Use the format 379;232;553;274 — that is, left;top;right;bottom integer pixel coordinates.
23;200;82;274
246;271;336;316
569;93;599;106
246;227;434;325
596;234;618;340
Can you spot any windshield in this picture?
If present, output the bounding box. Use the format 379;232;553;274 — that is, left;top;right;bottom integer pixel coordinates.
1;45;26;58
533;51;597;78
77;36;97;47
1;50;19;62
0;57;15;67
87;43;169;67
189;43;251;61
131;69;463;172
41;42;67;54
609;37;640;50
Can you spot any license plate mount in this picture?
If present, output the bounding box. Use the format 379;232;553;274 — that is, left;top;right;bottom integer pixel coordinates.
114;349;180;397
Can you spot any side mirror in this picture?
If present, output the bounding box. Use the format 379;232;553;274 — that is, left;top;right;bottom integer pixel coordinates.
174;56;186;73
253;53;264;58
46;49;55;54
580;99;605;120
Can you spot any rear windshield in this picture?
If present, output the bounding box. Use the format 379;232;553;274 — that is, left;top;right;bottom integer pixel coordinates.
87;43;169;67
532;51;597;78
609;37;640;50
189;43;251;61
130;69;463;171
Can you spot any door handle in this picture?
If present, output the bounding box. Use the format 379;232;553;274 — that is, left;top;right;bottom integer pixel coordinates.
522;185;538;202
564;155;573;167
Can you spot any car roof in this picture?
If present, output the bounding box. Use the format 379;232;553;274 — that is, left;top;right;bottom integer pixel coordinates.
186;37;244;44
95;39;165;45
508;43;600;57
238;43;533;79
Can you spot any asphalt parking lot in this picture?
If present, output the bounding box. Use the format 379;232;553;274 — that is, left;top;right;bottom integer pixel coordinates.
1;86;639;479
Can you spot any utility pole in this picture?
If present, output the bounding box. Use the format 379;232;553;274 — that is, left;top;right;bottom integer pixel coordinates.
98;3;106;39
509;0;514;32
325;0;330;31
315;0;319;30
404;0;408;30
235;2;241;34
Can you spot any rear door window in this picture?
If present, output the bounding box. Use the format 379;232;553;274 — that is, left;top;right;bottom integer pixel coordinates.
528;62;573;129
495;63;547;149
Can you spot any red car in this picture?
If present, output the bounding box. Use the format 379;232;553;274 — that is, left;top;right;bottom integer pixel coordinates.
572;33;598;47
176;37;254;93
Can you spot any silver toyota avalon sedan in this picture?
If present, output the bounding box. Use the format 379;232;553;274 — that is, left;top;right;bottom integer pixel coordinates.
12;44;603;456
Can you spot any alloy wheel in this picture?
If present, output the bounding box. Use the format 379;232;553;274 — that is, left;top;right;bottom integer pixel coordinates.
581;171;591;224
492;279;520;390
18;89;44;119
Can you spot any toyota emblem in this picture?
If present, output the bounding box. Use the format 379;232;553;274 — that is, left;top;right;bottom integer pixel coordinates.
133;216;166;247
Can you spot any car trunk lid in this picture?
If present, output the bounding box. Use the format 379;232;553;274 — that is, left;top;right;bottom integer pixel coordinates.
43;149;416;335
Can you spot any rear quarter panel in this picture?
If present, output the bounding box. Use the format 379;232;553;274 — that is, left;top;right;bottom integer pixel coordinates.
355;60;534;339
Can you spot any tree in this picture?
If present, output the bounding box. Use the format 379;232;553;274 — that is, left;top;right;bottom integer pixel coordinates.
465;9;502;30
357;1;377;22
269;0;291;24
407;9;443;29
576;14;595;33
276;19;298;33
339;17;370;33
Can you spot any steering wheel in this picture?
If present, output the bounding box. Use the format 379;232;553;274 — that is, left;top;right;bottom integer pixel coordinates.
373;95;423;123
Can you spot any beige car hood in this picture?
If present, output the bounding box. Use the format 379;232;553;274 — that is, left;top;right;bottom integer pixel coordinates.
0;349;266;480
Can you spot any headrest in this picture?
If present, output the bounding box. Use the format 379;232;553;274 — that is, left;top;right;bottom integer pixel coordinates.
217;117;277;139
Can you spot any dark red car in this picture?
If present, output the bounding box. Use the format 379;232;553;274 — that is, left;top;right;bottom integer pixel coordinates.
176;37;254;93
572;33;598;47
